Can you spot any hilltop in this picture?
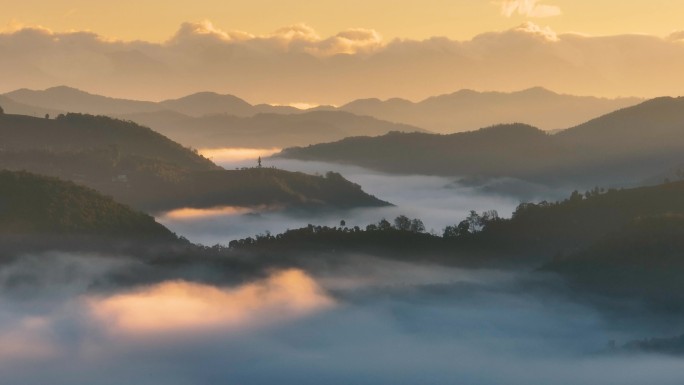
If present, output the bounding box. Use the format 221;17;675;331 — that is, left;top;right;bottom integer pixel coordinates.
280;97;684;189
334;87;640;133
0;170;179;254
118;110;426;148
1;86;640;148
0;112;389;212
227;179;684;311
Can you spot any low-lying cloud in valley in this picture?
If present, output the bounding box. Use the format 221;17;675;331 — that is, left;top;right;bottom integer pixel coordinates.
1;252;683;385
89;269;334;335
158;158;536;245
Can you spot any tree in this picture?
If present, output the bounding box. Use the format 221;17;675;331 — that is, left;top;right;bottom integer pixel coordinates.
257;156;262;168
0;105;4;115
410;218;425;233
457;220;471;236
340;220;346;227
378;219;392;231
466;210;483;233
394;215;411;231
443;225;459;238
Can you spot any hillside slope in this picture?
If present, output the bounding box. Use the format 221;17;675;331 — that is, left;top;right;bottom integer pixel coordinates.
281;97;684;188
0;170;175;240
0;113;389;212
119;110;427;148
4;86;161;115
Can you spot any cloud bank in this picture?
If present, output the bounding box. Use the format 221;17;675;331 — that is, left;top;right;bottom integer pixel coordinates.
1;21;684;103
89;270;334;335
1;252;684;385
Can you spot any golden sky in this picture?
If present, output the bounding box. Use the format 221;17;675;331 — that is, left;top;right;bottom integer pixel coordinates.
3;0;684;42
2;0;684;102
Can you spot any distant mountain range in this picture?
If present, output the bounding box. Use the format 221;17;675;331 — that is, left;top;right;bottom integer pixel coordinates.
3;86;302;117
118;110;426;148
0;112;389;212
0;86;641;148
280;97;684;189
332;87;641;133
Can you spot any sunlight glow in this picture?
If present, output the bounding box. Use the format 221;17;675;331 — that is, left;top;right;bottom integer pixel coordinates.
161;206;254;220
88;270;334;334
199;148;282;163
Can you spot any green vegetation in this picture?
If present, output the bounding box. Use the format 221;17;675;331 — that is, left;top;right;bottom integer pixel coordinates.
229;180;684;299
228;215;437;260
0;113;389;212
543;214;684;310
0;170;175;239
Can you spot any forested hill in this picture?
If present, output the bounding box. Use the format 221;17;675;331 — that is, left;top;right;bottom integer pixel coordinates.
229;180;684;268
279;124;561;177
279;97;684;188
0;170;175;240
0;112;389;212
0;113;217;171
542;213;684;309
225;179;684;309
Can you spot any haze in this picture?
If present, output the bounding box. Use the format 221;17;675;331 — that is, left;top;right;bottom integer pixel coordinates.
3;1;684;384
2;1;684;103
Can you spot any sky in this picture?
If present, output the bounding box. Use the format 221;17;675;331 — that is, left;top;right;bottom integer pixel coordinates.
3;0;684;42
1;1;684;103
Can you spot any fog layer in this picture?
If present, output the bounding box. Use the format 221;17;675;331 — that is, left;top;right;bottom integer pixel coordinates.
0;252;682;384
159;156;570;244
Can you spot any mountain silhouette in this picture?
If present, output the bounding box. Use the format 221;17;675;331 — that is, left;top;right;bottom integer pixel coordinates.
119;110;427;148
4;86;160;115
280;96;684;189
336;87;641;133
0;112;389;212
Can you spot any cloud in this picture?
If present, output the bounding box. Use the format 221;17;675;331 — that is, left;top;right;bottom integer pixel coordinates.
169;20;255;43
89;269;334;335
2;21;684;103
2;252;684;385
501;0;562;18
167;20;381;56
669;30;684;42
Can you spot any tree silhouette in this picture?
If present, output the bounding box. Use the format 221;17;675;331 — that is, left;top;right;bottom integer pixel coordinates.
0;105;4;115
410;218;426;233
257;156;262;168
394;215;411;231
378;218;392;231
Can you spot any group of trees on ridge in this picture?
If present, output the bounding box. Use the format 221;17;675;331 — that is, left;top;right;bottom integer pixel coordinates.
227;185;631;250
227;210;503;249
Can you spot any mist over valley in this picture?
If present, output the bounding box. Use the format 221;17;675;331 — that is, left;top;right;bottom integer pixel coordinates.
3;3;684;383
